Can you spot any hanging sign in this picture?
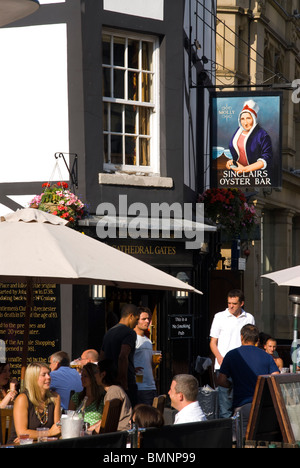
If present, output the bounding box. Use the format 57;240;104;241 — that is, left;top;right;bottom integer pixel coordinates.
169;315;194;339
210;92;282;188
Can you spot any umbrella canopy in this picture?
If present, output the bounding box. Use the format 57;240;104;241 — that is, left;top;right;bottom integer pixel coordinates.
0;208;202;293
0;208;202;382
0;0;39;27
262;266;300;372
262;266;300;287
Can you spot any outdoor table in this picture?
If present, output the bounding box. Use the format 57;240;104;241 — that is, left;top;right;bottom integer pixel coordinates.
8;419;232;449
7;430;128;448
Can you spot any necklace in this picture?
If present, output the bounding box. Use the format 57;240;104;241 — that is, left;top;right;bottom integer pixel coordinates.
35;403;49;425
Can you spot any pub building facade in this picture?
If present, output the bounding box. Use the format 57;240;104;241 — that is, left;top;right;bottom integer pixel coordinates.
0;0;218;394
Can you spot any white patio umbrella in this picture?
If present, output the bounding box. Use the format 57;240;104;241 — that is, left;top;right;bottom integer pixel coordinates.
262;267;300;372
0;208;202;382
262;266;300;288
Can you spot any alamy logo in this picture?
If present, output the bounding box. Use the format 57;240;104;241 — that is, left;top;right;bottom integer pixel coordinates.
96;195;205;250
291;80;300;104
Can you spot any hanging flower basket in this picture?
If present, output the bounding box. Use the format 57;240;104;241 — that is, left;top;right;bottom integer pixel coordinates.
199;188;258;240
29;182;88;228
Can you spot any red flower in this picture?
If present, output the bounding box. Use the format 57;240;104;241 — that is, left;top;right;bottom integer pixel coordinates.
57;182;69;189
200;188;257;238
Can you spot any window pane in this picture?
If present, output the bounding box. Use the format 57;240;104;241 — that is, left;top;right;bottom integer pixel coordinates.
128;71;139;101
142;41;153;71
103;134;109;163
111;134;123;164
103;68;111;97
140;138;150;166
142;72;152;102
125;105;137;134
103;102;109;132
111;103;123;133
128;39;139;69
113;37;125;67
125;136;137;165
102;35;111;65
139;107;150;135
102;31;156;169
114;69;125;98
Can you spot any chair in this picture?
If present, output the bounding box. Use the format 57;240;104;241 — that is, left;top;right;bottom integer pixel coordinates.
0;407;13;445
152;394;166;414
99;398;122;434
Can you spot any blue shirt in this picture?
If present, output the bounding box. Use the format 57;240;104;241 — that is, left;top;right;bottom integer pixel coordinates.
220;345;279;408
50;366;83;409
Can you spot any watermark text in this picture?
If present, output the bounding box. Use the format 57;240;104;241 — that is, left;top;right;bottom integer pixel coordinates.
96;196;205;250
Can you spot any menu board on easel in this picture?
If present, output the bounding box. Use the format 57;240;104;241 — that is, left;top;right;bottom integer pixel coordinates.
246;374;300;444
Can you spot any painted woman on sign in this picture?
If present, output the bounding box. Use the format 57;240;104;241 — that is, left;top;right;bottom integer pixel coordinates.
226;100;273;174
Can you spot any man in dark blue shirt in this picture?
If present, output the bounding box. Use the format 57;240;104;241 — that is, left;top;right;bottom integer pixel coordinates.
218;324;279;437
218;324;279;408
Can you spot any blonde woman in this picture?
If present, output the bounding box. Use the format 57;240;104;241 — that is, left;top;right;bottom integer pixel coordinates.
7;362;61;444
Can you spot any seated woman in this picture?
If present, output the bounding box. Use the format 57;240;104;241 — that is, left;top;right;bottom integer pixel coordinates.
7;362;61;444
69;363;104;427
92;359;132;432
0;362;18;409
132;404;164;429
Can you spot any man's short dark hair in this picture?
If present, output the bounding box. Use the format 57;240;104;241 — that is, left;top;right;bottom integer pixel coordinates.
227;289;245;303
138;306;151;317
120;303;139;318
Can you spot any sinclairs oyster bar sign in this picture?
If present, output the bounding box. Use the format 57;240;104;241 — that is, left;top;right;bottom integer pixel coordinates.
210;92;282;189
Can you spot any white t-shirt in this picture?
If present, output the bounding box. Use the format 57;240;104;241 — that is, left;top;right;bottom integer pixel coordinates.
174;401;207;424
134;334;156;391
210;309;255;370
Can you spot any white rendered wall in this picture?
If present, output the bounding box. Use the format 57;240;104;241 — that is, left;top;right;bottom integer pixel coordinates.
103;0;164;21
0;23;69;185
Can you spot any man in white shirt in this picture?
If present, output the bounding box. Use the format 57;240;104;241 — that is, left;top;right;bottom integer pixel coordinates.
209;289;255;418
168;374;206;424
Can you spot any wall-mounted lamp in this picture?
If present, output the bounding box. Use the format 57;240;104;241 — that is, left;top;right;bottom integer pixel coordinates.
175;272;189;304
92;285;106;304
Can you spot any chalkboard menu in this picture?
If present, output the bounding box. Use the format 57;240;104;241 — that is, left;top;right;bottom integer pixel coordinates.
247;374;300;444
0;282;61;378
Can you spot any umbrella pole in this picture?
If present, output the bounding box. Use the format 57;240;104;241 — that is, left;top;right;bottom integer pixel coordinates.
20;278;34;390
293;315;298;374
289;290;300;374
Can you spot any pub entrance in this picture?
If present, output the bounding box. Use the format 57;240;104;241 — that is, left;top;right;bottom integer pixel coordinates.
102;283;196;397
72;229;218;395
